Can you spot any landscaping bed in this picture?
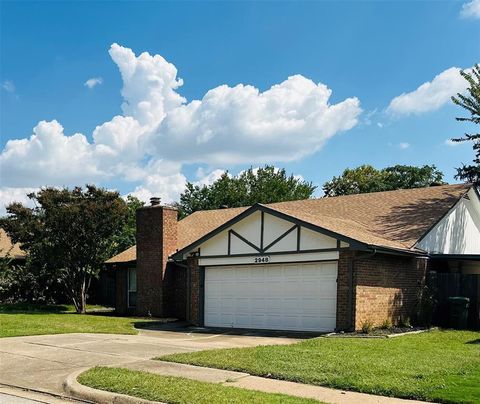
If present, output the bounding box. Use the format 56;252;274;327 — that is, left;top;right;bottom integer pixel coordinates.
328;326;432;338
78;367;318;404
160;330;480;404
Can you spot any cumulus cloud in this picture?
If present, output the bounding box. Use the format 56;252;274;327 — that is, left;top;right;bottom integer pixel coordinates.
387;67;468;116
460;0;480;18
0;43;362;206
84;77;103;89
398;142;410;150
0;120;104;187
0;187;37;215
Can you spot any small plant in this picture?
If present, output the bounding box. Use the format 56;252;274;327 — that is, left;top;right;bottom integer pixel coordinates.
399;317;412;328
361;320;374;334
380;319;392;330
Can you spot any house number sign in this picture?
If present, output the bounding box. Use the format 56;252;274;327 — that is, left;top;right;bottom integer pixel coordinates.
254;256;270;263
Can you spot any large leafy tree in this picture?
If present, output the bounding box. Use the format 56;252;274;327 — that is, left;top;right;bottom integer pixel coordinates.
177;166;316;218
323;164;445;197
451;64;480;184
0;185;128;313
108;195;145;257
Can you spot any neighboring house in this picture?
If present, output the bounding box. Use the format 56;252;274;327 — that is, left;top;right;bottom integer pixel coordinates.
0;228;26;264
106;184;480;332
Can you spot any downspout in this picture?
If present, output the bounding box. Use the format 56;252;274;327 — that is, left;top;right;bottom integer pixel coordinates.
347;248;377;331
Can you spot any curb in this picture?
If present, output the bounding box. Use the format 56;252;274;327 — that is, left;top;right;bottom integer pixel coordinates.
63;369;164;404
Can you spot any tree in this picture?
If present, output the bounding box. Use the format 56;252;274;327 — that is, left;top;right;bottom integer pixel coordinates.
108;195;145;257
0;185;127;313
451;64;480;184
323;164;445;197
177;166;316;218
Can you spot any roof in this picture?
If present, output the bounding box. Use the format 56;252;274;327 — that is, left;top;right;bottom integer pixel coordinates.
0;228;26;260
106;183;471;263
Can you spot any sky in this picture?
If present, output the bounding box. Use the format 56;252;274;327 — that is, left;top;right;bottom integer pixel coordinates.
0;0;479;212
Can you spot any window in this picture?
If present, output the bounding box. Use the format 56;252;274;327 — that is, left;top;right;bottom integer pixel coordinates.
128;268;137;308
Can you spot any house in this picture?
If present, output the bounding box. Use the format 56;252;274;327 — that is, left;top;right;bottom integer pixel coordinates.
0;228;26;264
106;184;480;332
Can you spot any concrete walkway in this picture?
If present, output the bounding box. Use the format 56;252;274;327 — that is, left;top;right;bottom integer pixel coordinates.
107;359;429;404
1;329;432;404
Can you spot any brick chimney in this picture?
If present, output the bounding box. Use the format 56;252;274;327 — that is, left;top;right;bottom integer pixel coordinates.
136;200;178;317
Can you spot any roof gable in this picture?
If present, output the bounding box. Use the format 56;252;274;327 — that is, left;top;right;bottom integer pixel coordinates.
415;187;480;254
106;184;471;263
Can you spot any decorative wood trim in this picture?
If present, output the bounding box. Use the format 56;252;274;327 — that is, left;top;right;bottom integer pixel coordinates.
260;211;265;250
263;225;297;252
172;203;371;260
230;229;262;253
297;225;301;252
199;247;348;259
227;230;232;255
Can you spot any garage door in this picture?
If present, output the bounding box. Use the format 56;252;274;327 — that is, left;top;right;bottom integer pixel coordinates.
204;262;337;332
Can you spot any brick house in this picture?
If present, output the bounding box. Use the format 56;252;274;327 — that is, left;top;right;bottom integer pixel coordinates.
106;184;480;332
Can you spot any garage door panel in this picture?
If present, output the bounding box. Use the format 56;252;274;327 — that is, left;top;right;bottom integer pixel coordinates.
205;262;337;332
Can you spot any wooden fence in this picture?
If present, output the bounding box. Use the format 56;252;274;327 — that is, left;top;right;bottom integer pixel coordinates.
427;272;480;330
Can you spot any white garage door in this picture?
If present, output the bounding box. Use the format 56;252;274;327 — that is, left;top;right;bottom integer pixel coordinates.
204;262;337;332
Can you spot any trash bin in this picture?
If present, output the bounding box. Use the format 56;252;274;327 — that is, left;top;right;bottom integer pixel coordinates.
448;297;470;329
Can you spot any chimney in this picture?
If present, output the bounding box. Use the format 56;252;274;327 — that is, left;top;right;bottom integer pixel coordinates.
136;201;178;317
150;197;161;206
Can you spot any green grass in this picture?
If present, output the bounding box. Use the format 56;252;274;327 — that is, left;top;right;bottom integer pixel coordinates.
160;330;480;404
0;303;157;338
78;367;319;404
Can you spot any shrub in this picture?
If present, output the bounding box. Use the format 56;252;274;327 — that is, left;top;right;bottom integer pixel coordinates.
399;317;412;328
380;319;392;330
361;320;374;334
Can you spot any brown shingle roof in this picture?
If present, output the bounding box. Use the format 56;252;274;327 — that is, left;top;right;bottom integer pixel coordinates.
106;184;471;263
267;183;470;250
0;228;26;260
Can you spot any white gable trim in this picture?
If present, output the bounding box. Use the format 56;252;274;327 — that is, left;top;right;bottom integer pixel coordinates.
180;208;349;263
415;187;480;255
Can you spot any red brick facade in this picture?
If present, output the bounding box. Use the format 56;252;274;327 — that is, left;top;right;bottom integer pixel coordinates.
114;206;429;330
352;253;428;329
136;205;178;317
186;256;201;325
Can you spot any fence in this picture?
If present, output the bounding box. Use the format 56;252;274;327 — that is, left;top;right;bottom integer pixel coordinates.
427;272;480;330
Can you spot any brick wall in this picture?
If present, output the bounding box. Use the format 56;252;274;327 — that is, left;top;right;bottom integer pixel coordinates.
163;262;187;319
136;205;178;317
186;256;201;325
354;254;428;329
337;251;354;330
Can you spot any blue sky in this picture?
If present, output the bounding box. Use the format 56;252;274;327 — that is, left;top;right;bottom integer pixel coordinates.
0;0;479;209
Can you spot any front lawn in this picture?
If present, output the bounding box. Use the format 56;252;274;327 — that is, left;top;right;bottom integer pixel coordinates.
78;367;318;404
0;303;157;338
161;330;480;404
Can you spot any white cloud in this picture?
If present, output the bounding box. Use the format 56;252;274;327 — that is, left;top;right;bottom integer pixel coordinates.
1;44;362;207
387;67;468;116
2;80;15;93
194;168;226;187
398;142;410;149
460;0;480;19
84;77;103;89
0;187;37;215
0;120;104;187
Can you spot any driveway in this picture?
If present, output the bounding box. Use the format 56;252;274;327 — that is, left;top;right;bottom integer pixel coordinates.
0;325;302;399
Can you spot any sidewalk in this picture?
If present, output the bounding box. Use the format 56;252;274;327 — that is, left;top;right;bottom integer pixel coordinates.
83;359;431;404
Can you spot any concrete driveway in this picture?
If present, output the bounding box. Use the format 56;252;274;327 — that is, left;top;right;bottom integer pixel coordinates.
0;325;302;400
